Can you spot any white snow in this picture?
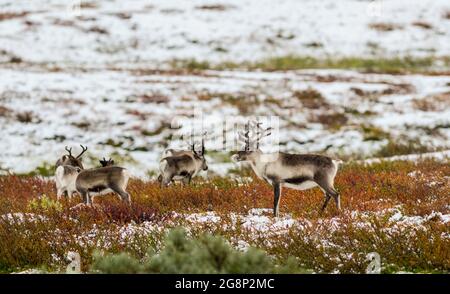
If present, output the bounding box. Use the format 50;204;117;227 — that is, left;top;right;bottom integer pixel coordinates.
0;69;449;177
0;0;449;65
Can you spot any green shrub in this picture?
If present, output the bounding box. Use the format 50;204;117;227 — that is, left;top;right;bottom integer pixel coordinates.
28;194;62;212
91;228;304;274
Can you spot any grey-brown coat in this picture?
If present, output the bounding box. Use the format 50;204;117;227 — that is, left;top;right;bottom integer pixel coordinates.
232;121;342;217
75;166;131;205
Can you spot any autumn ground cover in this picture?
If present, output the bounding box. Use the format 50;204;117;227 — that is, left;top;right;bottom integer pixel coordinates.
0;159;448;273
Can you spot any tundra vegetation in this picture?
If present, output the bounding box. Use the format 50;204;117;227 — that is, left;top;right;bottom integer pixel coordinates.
0;159;448;273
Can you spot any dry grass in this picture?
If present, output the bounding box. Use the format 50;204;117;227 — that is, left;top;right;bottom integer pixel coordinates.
443;10;450;20
294;88;329;109
369;23;403;32
0;160;449;273
0;12;28;22
412;92;450;112
412;21;433;30
195;5;233;11
310;112;348;130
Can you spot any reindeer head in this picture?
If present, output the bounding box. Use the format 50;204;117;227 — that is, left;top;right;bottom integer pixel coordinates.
233;120;271;162
99;157;115;167
56;145;88;169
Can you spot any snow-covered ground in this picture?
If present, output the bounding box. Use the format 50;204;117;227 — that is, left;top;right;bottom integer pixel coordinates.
0;0;449;64
0;0;449;177
0;68;449;177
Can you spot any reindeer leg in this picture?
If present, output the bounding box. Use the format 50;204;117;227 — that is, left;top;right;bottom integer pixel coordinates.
57;188;64;200
331;188;341;210
110;184;132;205
182;174;192;186
86;192;92;206
273;183;282;217
321;194;331;212
81;189;91;205
315;173;339;213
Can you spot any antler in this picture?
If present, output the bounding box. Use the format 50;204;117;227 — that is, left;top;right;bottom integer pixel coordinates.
76;145;88;159
65;146;73;157
201;131;206;155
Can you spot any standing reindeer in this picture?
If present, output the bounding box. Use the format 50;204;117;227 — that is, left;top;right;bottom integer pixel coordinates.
231;121;342;217
55;145;88;200
55;165;82;200
75;165;131;205
158;136;208;187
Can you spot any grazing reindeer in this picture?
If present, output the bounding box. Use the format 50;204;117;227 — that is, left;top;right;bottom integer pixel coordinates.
75;166;131;205
231;121;342;217
157;144;197;183
55;145;88;169
99;157;115;167
158;137;208;187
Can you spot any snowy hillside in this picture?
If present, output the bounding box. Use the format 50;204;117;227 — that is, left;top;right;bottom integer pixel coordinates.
0;0;449;65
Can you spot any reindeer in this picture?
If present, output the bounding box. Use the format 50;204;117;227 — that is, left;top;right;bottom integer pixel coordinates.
55;165;82;200
55;145;88;169
157;143;197;184
55;145;88;200
231;121;342;217
158;136;208;187
75;166;132;205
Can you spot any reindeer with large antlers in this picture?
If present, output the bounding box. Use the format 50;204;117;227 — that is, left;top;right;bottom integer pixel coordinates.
55;145;88;169
231;121;342;217
158;134;208;187
55;145;88;200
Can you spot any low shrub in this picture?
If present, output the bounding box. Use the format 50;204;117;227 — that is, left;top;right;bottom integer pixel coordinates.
91;228;304;274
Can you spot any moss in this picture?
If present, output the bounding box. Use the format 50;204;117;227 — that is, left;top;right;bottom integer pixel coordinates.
361;125;390;141
171;55;449;74
21;162;55;177
374;139;433;158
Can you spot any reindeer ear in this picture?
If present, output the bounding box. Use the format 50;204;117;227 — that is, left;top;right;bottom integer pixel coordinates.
62;155;67;160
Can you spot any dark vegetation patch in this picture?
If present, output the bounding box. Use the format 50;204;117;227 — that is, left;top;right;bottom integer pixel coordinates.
16;111;41;124
195;4;234;11
361;125;390;141
374;138;435;158
138;94;169;104
293;88;329;109
310;112;348;130
412;93;450;112
0;12;28;21
412;21;433;30
369;22;403;32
